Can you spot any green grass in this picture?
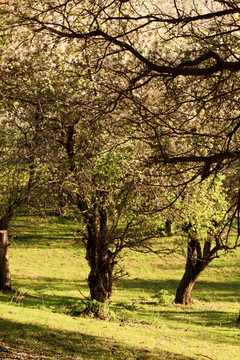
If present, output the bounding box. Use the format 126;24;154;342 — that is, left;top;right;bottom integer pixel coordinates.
0;214;239;359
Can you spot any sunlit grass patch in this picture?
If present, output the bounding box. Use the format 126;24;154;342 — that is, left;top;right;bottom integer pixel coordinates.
0;214;239;359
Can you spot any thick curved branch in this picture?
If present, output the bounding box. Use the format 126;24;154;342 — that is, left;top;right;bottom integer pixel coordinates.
24;17;240;77
104;8;240;24
152;150;240;165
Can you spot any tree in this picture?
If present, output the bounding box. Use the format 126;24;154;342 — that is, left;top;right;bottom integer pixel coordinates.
168;175;231;305
0;98;37;230
0;21;165;302
0;20;86;225
51;115;163;302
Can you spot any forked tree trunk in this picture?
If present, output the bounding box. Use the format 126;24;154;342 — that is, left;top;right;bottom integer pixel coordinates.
85;207;115;303
175;238;211;305
87;232;114;303
0;231;11;292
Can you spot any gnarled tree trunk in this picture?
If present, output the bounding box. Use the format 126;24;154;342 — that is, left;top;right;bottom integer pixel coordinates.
84;205;115;303
87;247;114;302
0;231;11;292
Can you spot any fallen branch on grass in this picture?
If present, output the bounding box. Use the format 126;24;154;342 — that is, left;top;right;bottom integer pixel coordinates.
195;354;215;360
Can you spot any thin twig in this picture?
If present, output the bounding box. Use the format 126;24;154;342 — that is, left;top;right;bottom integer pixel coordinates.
195;354;215;360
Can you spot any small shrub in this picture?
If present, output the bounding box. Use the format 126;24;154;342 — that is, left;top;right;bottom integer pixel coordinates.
68;299;115;320
154;290;174;305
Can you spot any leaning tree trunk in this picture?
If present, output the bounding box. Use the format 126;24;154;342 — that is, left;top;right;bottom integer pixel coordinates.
175;265;202;305
0;231;11;292
175;238;211;305
0;207;14;230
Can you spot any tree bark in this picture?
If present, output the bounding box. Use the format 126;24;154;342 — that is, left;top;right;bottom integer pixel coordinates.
87;250;114;302
0;207;14;230
0;231;11;292
86;227;114;303
237;311;240;325
165;219;173;236
174;266;201;305
85;207;114;303
175;238;210;305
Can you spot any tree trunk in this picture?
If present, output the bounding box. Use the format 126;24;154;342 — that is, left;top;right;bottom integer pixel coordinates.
175;267;201;305
0;207;14;230
165;219;173;236
87;245;114;303
237;311;240;325
175;238;210;305
0;231;11;292
65;122;115;303
84;204;114;303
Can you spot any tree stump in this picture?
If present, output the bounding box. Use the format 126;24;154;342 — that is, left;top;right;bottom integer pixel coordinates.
0;231;11;291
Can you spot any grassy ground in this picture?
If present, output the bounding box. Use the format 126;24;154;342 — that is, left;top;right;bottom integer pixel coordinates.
0;214;239;360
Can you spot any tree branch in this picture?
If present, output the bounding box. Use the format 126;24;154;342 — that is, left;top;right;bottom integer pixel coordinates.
22;17;240;77
151;151;240;165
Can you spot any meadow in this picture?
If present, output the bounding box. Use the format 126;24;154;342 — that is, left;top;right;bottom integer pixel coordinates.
0;214;239;360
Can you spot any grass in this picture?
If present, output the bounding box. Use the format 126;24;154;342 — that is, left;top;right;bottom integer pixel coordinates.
0;213;239;359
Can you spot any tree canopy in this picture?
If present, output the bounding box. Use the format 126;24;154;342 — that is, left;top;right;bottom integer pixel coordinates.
3;0;239;176
0;0;240;303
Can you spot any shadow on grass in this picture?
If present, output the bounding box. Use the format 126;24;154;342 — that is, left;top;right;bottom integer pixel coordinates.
10;234;77;249
12;275;88;293
0;318;195;360
115;278;239;330
1;273;238;322
193;279;239;302
4;286;236;331
154;309;238;329
117;278;239;303
9;214;81;249
0;278;90;315
117;278;178;293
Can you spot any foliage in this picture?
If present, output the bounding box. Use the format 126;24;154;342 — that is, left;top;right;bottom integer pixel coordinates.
67;298;115;320
154;289;175;305
172;175;229;240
